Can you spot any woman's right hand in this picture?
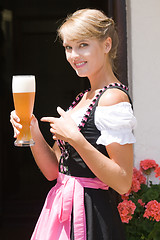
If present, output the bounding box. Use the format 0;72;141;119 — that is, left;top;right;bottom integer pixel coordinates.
10;111;39;138
10;110;22;138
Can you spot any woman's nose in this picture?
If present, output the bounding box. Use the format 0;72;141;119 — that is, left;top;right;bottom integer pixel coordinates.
71;49;79;59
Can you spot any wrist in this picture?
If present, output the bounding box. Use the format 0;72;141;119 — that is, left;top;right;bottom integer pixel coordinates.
30;117;41;138
68;130;85;147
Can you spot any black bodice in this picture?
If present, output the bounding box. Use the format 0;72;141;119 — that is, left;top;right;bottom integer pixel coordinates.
60;99;109;178
57;83;131;178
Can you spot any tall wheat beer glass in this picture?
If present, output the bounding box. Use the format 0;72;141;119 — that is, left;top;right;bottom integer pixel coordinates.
12;75;36;147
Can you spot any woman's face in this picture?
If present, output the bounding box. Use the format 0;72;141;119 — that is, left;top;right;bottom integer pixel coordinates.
63;37;110;79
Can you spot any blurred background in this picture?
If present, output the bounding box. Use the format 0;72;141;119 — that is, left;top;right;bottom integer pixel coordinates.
0;0;127;239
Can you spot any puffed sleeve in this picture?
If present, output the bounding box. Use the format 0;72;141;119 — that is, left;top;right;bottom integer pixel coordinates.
95;102;137;146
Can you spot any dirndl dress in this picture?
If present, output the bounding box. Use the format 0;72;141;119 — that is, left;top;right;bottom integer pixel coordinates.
31;83;136;240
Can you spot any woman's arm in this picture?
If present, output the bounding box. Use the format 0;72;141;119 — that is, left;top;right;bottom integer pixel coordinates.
70;136;133;195
30;117;59;181
71;89;133;194
10;111;59;181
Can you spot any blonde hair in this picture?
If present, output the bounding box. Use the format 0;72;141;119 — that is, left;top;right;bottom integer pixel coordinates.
57;8;119;70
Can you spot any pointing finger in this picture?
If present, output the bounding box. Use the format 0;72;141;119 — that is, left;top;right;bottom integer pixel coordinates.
40;117;56;123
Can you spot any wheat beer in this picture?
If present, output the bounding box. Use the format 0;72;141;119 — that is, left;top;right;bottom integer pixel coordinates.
12;75;36;147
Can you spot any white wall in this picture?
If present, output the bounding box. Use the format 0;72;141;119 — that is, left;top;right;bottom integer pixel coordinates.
126;0;160;178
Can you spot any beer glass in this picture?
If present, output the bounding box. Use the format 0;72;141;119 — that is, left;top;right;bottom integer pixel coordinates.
12;75;36;147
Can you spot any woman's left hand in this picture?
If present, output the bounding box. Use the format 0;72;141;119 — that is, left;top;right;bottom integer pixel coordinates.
41;106;81;143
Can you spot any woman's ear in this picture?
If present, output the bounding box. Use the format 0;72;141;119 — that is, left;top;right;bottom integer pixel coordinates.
104;37;112;54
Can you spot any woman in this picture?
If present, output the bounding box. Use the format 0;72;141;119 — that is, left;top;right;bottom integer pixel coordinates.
10;8;136;240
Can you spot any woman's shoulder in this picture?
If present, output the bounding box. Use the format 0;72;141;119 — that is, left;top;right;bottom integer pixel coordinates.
98;85;130;107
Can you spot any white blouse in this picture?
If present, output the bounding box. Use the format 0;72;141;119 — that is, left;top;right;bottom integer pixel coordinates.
71;102;137;146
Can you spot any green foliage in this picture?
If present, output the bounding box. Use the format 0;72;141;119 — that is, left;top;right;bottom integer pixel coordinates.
124;181;160;239
119;160;160;240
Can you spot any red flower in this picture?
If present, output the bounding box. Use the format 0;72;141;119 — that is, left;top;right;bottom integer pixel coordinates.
130;176;141;193
133;168;147;185
138;199;145;207
143;200;160;222
121;195;129;200
154;166;160;180
140;159;158;174
118;200;136;223
122;168;146;198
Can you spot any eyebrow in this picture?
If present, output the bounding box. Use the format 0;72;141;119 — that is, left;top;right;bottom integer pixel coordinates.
63;39;89;47
77;39;88;43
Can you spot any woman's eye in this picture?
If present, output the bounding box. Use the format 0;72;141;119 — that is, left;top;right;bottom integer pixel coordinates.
79;43;88;48
65;46;72;50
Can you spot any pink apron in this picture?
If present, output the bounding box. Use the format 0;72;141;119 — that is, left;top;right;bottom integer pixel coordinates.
31;173;109;240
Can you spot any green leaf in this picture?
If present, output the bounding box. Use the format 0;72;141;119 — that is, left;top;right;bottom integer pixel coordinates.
142;188;159;202
148;222;160;240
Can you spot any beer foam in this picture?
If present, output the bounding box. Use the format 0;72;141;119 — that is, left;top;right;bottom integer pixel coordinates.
12;75;36;93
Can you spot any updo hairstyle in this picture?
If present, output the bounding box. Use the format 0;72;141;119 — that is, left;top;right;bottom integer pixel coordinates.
57;8;119;70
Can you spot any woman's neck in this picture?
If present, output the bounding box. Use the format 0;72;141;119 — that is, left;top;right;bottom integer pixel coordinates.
88;65;119;92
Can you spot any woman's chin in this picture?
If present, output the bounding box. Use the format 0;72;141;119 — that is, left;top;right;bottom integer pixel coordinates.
75;71;87;78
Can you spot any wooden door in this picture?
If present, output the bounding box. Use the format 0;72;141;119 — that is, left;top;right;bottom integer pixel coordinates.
0;1;127;239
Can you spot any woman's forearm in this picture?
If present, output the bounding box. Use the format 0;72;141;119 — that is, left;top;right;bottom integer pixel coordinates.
69;132;133;194
31;126;59;181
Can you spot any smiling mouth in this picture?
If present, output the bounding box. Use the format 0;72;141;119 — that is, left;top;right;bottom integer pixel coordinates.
74;61;87;68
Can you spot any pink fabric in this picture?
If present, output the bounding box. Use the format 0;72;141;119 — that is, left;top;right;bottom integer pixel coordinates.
31;173;109;240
